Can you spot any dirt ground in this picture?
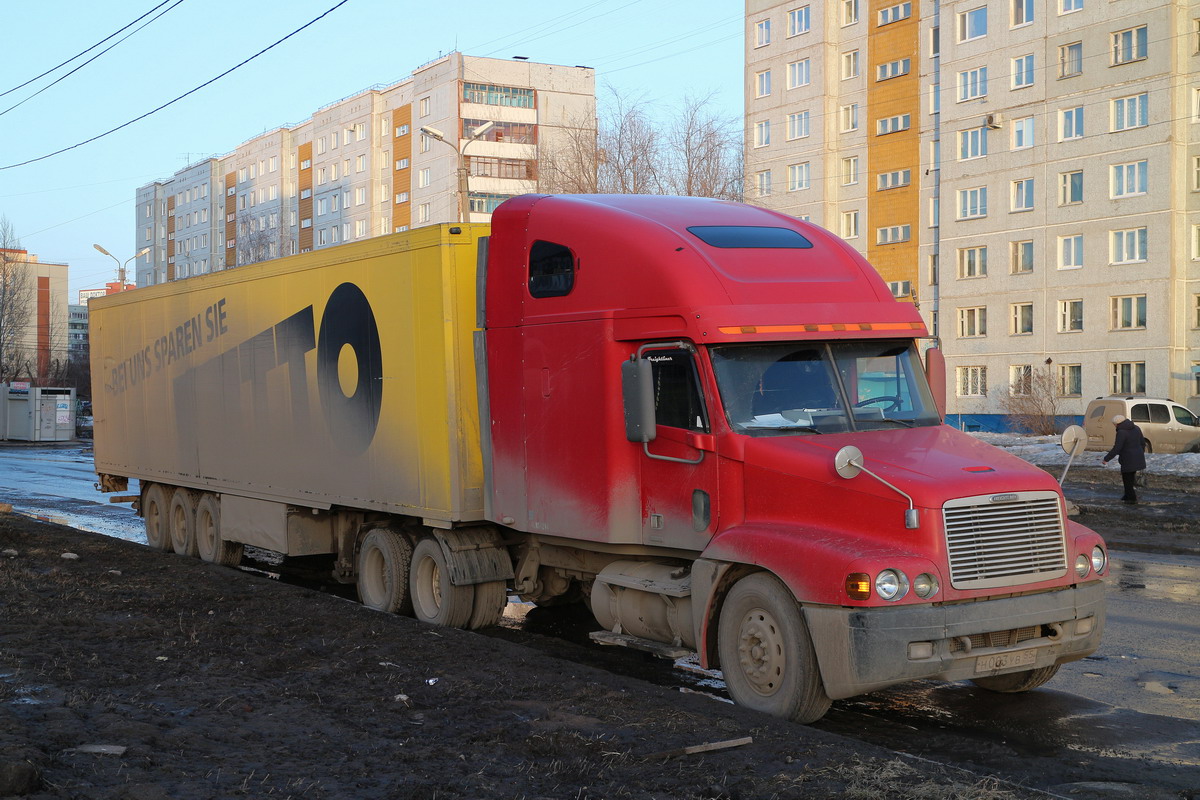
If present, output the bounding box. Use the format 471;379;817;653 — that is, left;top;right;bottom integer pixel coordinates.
0;514;1048;800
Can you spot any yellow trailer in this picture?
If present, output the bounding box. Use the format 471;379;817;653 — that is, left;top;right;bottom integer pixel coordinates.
92;225;489;562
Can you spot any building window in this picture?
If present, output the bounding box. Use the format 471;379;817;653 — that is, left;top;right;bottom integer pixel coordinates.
841;210;860;239
957;366;988;397
842;0;859;25
755;18;771;46
1011;178;1034;212
356;155;366;173
1111;160;1148;197
1110;362;1146;394
840;104;859;132
395;158;409;170
355;187;367;206
958;307;988;338
1010;364;1033;395
879;1;911;25
754;120;771;147
1012;116;1034;149
958;6;987;41
1012;54;1034;87
877;114;911;135
788;6;811;35
1059;170;1083;205
842;50;860;79
1112;93;1148;131
1110;295;1147;329
1059;234;1084;269
958;67;988;101
1011;240;1034;273
395;192;409;204
888;280;912;298
1060;106;1084;140
1111;228;1148;264
878;169;911;190
418;168;430;189
841;156;860;185
1059;42;1083;77
877;58;911;81
959;126;988;159
958;245;988;278
788;162;811;191
1012;0;1033;26
877;225;911;244
755;70;772;97
1059;299;1084;332
787;111;811;139
1112;25;1148;65
1059;364;1082;396
1010;302;1034;334
1061;0;1082;12
958;186;988;219
756;170;772;196
395;124;409;137
787;59;811;88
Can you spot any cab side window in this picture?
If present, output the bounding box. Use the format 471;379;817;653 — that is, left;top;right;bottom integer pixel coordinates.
529;240;575;298
1174;406;1199;426
648;349;709;432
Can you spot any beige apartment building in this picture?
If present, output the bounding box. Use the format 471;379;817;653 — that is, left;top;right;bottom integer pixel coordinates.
745;0;1200;425
135;53;595;287
0;248;69;383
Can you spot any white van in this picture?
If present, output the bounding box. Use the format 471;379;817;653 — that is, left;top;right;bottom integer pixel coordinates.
1084;396;1200;454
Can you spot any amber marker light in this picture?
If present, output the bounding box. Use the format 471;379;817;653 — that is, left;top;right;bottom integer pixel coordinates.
718;322;924;335
846;573;872;600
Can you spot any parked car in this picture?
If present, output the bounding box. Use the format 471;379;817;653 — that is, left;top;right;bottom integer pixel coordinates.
1084;396;1200;454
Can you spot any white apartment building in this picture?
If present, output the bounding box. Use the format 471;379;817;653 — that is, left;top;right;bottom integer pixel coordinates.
135;53;595;287
745;0;1200;426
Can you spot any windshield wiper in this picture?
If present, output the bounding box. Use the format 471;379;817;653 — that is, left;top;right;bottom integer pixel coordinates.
870;418;914;427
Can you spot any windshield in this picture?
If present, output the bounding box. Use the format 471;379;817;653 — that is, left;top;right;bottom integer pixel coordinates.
709;340;941;436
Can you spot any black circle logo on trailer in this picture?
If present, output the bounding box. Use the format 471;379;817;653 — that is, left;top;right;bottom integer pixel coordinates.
317;282;383;453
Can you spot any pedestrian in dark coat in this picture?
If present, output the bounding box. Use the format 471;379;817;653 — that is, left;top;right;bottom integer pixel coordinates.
1102;415;1146;504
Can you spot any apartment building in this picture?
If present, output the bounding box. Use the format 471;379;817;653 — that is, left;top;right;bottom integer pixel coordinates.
745;0;1200;424
0;248;69;383
135;53;595;287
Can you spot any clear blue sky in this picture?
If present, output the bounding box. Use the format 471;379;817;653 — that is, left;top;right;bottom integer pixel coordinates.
0;0;743;301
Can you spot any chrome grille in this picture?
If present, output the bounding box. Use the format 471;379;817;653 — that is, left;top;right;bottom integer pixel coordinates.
943;492;1067;590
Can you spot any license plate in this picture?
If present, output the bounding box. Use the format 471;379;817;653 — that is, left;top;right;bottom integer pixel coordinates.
974;648;1037;674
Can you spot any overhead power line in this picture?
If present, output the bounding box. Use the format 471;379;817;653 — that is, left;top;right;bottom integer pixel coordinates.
0;0;353;172
0;0;178;100
0;0;189;120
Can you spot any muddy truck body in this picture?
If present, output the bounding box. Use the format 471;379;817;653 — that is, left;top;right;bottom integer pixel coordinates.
91;194;1106;722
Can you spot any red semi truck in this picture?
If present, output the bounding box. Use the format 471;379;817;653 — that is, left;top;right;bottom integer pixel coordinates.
92;194;1106;723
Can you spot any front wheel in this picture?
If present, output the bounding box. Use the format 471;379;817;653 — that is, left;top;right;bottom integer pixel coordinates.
717;572;831;724
971;663;1060;693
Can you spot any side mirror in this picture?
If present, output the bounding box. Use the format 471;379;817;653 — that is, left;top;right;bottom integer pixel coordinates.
1060;425;1087;457
833;445;919;529
924;346;946;420
621;358;656;443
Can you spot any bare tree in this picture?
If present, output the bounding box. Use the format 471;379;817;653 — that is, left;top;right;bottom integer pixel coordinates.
0;217;35;383
1000;365;1062;435
536;111;599;194
659;93;743;201
236;210;278;267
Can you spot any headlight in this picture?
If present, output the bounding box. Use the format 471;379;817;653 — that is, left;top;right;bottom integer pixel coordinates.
1091;545;1107;574
912;572;939;599
875;569;909;601
1075;554;1091;578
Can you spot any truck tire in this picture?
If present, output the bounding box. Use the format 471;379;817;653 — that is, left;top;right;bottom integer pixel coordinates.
410;537;475;628
357;529;413;614
143;484;171;552
718;572;831;724
971;664;1060;693
467;580;508;630
168;488;199;557
195;494;242;567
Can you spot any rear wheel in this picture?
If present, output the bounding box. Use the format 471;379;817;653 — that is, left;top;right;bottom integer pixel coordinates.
972;664;1060;693
467;580;508;630
143;484;171;552
410;537;475;628
718;572;831;724
357;528;413;614
195;494;242;567
168;488;198;557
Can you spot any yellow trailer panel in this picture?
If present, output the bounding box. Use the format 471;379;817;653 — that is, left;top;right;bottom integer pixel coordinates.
90;224;487;523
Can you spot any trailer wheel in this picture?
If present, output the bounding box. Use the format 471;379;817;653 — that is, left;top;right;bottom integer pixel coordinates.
971;664;1060;693
467;580;508;630
168;488;199;557
357;529;413;614
143;484;171;552
410;537;475;628
718;572;831;724
195;494;242;567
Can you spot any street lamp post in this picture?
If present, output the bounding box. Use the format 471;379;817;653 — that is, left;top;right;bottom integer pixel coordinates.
419;121;496;223
93;244;150;287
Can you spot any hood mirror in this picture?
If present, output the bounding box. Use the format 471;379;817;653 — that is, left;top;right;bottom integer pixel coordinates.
833;445;919;529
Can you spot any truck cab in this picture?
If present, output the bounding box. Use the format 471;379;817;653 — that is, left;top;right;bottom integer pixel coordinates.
480;194;1106;722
